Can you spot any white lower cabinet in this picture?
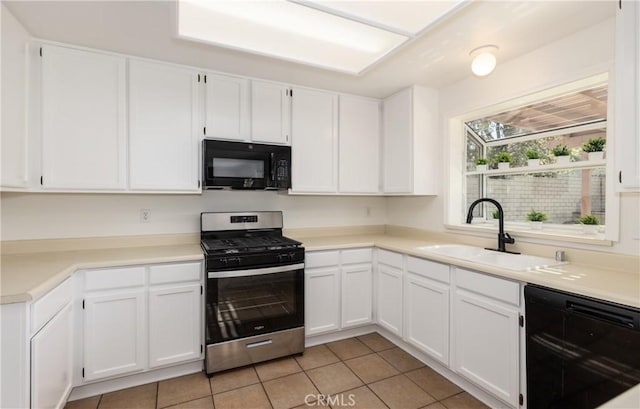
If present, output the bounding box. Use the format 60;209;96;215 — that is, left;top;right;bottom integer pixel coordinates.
376;250;404;337
149;284;202;368
404;257;450;366
341;263;373;328
81;261;203;382
31;303;73;409
452;268;521;408
305;248;373;336
305;262;341;336
83;290;146;381
341;248;373;328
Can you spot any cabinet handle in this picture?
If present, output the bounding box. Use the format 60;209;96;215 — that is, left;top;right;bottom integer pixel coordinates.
619;170;623;183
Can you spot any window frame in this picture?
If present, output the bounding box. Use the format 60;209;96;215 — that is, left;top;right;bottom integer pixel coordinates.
445;73;619;246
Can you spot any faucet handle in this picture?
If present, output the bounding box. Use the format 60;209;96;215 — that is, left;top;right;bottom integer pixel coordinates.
503;232;515;244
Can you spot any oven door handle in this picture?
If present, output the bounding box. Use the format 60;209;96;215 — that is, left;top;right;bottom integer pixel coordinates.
208;263;305;279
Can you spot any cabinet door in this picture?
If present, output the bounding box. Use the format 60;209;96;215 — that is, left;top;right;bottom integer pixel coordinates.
31;303;72;409
291;88;338;192
1;9;29;188
341;263;373;328
382;88;412;193
83;291;145;381
129;60;200;191
615;0;640;191
149;284;202;368
453;289;519;407
251;81;291;145
305;266;341;335
405;273;449;366
376;264;403;336
338;95;380;193
204;73;250;141
41;45;126;189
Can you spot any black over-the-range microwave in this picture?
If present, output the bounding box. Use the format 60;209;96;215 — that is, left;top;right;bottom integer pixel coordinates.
202;139;291;190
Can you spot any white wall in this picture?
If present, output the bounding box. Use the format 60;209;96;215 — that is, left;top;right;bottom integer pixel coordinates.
0;192;387;240
388;18;640;256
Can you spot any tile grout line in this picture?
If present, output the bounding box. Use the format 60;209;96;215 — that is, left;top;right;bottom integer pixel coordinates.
255;364;276;409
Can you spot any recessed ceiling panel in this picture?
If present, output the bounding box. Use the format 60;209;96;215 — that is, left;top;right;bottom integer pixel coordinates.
177;0;409;74
303;0;467;35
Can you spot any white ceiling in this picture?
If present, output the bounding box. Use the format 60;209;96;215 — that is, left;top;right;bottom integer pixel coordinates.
4;1;614;98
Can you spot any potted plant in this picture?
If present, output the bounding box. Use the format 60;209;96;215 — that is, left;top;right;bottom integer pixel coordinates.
525;149;541;167
494;151;513;170
579;214;600;234
491;209;500;225
552;144;571;165
476;158;488;172
527;209;547;230
582;137;606;161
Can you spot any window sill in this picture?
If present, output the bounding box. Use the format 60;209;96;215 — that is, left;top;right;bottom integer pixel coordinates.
445;222;613;247
466;159;606;176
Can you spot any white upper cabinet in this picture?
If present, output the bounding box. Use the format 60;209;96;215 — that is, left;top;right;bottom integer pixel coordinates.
382;85;438;195
1;8;30;188
251;80;291;145
291;87;338;193
338;95;380;194
40;45;126;190
203;73;250;141
615;0;640;191
128;60;200;191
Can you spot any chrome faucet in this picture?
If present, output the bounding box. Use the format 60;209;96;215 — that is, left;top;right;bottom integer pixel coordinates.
466;198;519;254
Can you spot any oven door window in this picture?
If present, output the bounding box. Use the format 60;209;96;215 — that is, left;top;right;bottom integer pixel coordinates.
212;158;264;179
206;269;303;343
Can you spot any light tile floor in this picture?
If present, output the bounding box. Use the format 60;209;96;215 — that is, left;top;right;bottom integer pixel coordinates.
64;333;489;409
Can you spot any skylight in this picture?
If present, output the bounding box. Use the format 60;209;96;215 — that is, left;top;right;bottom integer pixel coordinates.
177;0;465;75
465;85;608;142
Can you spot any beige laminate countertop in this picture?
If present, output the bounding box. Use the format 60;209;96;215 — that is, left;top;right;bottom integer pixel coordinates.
0;244;203;304
292;234;640;309
1;232;638;308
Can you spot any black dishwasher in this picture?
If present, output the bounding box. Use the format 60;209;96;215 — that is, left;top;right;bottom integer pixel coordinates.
525;285;640;408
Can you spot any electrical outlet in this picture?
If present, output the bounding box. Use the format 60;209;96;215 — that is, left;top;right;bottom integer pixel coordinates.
140;208;151;223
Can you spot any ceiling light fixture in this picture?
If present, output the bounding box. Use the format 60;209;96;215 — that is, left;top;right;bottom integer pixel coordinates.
470;45;499;77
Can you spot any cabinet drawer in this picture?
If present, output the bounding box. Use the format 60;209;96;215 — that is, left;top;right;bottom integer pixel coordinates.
149;262;201;284
84;266;145;291
31;277;72;333
455;268;520;306
306;251;340;268
377;249;403;268
341;248;372;265
407;256;450;284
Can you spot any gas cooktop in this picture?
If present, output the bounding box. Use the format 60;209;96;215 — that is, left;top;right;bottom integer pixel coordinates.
201;235;301;255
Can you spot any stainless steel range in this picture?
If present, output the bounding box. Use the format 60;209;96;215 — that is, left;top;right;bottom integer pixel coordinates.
201;211;305;375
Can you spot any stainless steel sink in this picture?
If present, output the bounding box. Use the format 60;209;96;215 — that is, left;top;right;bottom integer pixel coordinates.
415;244;566;272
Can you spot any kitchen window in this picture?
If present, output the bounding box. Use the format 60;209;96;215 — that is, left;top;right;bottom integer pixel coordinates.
451;74;618;243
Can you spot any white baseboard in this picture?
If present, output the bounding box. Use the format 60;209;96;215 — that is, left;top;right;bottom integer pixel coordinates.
305;324;378;347
67;361;203;402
